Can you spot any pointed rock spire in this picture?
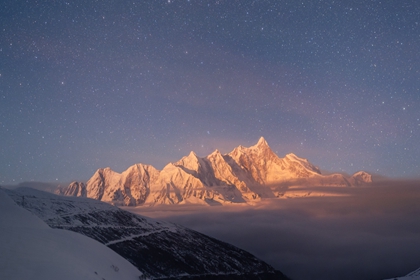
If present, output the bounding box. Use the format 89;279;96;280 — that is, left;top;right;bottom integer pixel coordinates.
175;151;200;165
250;136;270;151
256;136;268;146
188;151;197;157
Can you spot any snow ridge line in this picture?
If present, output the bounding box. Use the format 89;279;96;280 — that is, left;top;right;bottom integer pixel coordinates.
104;229;169;246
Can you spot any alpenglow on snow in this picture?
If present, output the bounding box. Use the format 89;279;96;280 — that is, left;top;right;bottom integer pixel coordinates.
57;137;372;206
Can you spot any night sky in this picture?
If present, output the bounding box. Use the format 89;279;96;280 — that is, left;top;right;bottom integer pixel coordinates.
1;0;419;185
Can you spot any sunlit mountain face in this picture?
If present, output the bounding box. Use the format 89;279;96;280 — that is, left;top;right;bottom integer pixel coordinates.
57;137;372;206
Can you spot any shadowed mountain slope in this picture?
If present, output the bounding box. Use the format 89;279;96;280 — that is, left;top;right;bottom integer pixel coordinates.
5;187;289;280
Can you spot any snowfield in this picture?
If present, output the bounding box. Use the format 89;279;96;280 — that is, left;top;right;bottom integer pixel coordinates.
0;188;143;280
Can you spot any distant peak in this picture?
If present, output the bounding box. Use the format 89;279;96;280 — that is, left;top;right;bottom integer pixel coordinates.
163;162;176;170
174;151;199;165
94;167;118;177
188;151;197;157
351;171;372;183
257;137;268;146
236;145;245;150
251;137;270;150
210;149;220;155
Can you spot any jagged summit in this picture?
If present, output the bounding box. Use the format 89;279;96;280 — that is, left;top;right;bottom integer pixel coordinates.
210;149;221;155
232;137;274;160
57;137;373;206
188;150;198;157
178;151;199;162
255;136;269;147
247;137;272;155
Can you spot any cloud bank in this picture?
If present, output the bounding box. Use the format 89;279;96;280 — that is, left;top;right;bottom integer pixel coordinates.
130;179;420;280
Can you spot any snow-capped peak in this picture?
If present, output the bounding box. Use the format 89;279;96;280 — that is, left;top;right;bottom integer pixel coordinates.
351;171;373;184
252;136;269;149
188;150;197;157
174;151;202;174
181;151;200;162
209;149;221;157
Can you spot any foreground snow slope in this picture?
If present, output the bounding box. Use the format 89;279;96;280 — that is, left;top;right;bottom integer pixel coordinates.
0;188;142;280
5;187;289;280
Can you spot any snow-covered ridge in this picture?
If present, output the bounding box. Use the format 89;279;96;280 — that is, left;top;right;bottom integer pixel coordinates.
0;188;143;280
57;137;372;206
4;187;288;280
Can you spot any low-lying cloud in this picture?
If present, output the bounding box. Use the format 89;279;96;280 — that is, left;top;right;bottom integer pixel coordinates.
130;179;420;280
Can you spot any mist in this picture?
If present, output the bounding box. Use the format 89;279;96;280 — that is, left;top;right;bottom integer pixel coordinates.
128;179;420;280
3;181;63;193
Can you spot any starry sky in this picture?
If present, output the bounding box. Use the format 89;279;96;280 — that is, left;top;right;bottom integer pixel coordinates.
1;0;419;185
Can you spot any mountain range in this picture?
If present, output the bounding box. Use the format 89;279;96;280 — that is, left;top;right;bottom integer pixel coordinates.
57;137;372;206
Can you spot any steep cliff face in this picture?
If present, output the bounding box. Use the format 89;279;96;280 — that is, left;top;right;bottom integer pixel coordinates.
146;163;207;205
62;181;86;197
119;164;160;205
58;137;372;206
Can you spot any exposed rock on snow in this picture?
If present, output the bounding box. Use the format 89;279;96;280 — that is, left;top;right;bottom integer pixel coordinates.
63;181;86;197
57;137;372;206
